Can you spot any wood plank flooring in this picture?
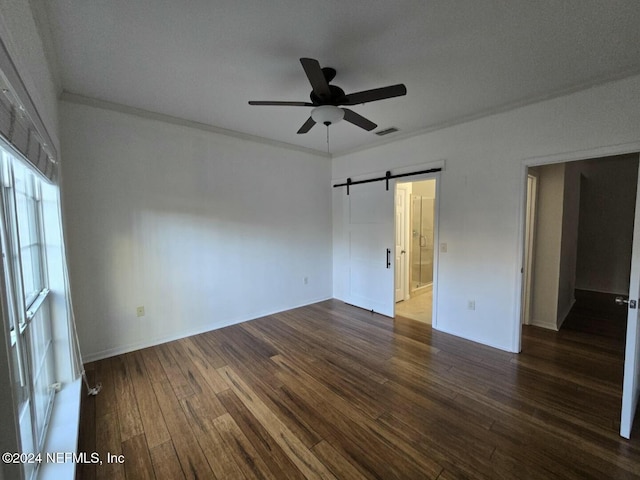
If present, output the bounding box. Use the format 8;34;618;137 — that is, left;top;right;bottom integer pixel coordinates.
76;299;640;479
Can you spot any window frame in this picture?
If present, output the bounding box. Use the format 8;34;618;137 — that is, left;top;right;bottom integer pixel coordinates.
0;144;55;479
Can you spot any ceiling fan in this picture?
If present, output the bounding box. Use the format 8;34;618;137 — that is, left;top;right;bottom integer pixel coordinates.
248;58;407;134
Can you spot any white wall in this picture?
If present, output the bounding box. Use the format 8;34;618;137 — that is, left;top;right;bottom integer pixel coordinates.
557;161;581;326
531;163;564;330
333;74;640;352
529;161;580;330
60;101;333;361
575;154;639;294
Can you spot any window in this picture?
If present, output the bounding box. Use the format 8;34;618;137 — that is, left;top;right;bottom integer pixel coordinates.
14;165;45;306
0;146;55;480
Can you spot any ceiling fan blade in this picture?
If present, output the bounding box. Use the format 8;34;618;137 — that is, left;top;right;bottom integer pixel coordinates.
297;117;316;134
342;108;377;131
248;101;314;106
300;58;331;100
340;84;407;105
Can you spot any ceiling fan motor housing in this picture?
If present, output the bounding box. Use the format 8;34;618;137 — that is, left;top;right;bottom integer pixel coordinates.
310;84;346;105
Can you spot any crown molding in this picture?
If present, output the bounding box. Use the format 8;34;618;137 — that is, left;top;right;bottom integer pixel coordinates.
60;91;331;159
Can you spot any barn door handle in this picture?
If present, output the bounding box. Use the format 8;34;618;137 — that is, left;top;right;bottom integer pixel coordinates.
386;249;391;269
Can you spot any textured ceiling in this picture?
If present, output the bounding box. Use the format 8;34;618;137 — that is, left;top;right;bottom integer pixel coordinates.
43;0;640;155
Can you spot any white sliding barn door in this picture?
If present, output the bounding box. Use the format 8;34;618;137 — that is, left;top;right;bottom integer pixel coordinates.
344;181;395;317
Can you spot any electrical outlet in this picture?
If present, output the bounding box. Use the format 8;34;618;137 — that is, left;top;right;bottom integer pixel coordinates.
303;277;309;285
440;243;448;253
136;306;145;317
468;300;476;311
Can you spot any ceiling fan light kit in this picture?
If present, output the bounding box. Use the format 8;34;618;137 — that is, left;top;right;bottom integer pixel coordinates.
248;57;407;135
311;105;344;126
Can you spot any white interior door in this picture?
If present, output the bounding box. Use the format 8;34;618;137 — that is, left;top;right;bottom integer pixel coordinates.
620;158;640;439
522;174;538;325
395;185;408;302
345;181;395;317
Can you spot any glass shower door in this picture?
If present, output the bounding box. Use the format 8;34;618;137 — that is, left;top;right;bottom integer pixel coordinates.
410;195;434;290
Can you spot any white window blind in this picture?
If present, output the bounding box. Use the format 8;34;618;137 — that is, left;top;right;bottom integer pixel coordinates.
0;38;57;182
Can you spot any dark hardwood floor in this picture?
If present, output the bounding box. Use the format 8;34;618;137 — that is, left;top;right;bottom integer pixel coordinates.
76;299;640;479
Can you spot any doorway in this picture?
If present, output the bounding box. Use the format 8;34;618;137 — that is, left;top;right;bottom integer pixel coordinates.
341;167;441;320
395;179;436;324
520;152;640;438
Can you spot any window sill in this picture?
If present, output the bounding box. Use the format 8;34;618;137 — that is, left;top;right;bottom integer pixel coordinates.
37;378;81;480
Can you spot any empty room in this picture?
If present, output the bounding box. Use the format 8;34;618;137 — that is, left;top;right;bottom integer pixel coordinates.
1;1;640;479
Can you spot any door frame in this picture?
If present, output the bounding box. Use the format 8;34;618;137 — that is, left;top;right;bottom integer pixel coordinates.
394;172;441;327
515;140;640;438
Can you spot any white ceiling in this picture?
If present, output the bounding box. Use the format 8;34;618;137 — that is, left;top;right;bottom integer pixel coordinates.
42;0;640;155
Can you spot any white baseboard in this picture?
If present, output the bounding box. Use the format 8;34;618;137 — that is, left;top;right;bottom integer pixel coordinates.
557;297;576;330
433;324;517;353
575;287;627;296
529;318;560;331
81;296;332;363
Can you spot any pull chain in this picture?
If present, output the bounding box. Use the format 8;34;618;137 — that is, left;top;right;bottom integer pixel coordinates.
326;124;330;154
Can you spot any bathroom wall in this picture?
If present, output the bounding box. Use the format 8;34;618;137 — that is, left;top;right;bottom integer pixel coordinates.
412;179;436;199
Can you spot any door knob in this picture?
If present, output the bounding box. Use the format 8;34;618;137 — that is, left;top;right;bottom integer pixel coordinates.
616;296;637;309
616;296;629;305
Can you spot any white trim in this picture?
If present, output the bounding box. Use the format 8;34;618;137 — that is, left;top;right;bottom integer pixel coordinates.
523;141;640;167
60;92;330;159
436;324;515;353
575;288;629;296
528;319;559;331
333;69;640;159
556;297;576;331
81;296;332;363
38;378;82;480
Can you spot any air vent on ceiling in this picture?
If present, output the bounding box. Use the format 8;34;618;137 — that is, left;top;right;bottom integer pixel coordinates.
375;127;399;136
